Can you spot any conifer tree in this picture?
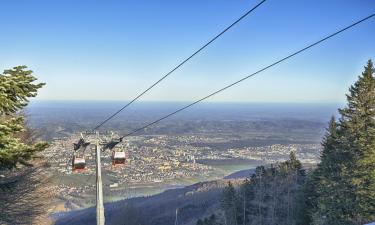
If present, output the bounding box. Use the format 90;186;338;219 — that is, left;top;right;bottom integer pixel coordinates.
309;60;375;225
0;66;47;170
308;117;349;224
339;59;375;223
221;182;239;225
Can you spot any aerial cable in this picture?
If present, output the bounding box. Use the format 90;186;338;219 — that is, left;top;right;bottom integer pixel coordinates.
119;13;375;139
93;0;267;130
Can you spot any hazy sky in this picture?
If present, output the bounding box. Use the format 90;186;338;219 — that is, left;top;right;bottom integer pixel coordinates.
0;0;374;103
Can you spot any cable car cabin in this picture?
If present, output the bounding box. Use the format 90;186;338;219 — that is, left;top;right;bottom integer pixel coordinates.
72;155;86;171
112;151;126;166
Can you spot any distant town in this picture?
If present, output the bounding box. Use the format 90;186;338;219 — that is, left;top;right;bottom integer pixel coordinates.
45;131;321;210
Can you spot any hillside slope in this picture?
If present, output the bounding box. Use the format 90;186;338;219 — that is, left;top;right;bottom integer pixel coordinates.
54;179;244;225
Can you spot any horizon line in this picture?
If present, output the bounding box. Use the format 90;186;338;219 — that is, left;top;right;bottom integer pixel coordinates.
29;99;345;105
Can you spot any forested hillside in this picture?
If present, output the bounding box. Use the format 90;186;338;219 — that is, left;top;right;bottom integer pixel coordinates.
198;152;306;225
54;179;244;225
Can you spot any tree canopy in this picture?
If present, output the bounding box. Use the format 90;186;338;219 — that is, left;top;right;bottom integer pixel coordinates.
0;66;47;170
307;60;375;225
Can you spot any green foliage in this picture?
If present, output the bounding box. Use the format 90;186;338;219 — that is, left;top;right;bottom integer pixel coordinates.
307;60;375;225
0;66;45;114
0;66;47;170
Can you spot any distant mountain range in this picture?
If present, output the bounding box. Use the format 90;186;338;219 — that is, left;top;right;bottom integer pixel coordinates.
27;101;340;140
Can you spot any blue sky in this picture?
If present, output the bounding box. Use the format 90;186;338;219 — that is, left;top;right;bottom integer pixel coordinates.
0;0;374;103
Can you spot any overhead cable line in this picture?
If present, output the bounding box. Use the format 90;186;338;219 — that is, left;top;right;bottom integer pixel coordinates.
120;13;375;138
93;0;267;130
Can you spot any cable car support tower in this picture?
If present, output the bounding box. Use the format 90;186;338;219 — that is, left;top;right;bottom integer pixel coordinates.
73;131;106;225
75;131;123;225
95;131;105;225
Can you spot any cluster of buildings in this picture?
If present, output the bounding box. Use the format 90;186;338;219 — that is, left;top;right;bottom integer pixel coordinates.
217;144;320;164
45;132;320;209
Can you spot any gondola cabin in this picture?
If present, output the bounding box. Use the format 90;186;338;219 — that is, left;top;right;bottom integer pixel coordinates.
112;151;126;166
72;155;86;171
